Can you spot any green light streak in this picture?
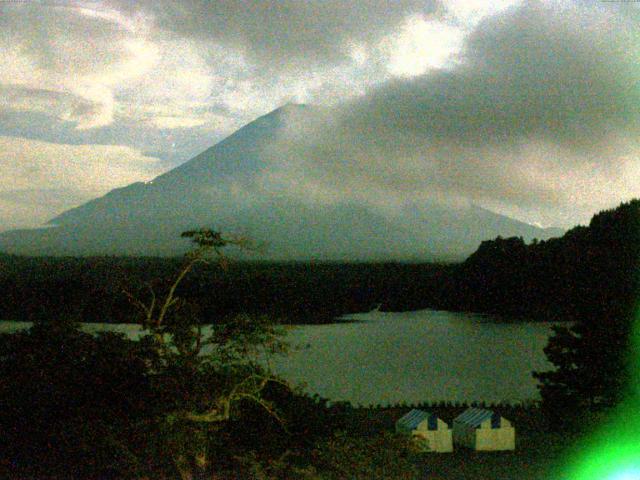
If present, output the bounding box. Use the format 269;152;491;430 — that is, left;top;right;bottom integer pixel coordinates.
560;304;640;480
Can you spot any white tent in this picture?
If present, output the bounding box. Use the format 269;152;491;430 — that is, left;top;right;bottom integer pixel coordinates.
395;409;453;453
452;408;515;451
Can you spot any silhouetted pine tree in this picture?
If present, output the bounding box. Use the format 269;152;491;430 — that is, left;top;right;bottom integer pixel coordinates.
533;200;640;418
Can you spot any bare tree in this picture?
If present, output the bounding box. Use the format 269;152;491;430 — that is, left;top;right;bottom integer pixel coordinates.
125;230;288;480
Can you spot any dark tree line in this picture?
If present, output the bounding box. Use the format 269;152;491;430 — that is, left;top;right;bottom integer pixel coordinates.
437;205;638;323
0;255;451;325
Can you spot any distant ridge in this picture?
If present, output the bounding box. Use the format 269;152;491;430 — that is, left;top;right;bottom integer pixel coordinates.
0;104;563;260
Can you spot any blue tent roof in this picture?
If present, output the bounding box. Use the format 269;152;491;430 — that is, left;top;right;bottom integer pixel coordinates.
453;408;501;428
397;409;439;430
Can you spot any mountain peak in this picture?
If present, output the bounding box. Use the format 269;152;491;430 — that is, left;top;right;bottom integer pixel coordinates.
0;104;564;259
275;102;309;112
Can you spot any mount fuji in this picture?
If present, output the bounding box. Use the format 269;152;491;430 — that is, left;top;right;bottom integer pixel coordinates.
0;105;563;260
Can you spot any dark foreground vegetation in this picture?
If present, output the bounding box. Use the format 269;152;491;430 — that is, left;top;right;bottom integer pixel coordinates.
0;314;594;480
0;314;605;480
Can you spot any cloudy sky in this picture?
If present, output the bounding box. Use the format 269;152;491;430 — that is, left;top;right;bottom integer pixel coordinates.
1;0;639;231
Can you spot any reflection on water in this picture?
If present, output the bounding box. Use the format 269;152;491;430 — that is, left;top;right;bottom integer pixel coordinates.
269;309;561;406
0;310;561;406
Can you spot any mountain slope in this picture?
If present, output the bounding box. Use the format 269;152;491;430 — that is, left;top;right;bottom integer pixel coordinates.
0;105;563;260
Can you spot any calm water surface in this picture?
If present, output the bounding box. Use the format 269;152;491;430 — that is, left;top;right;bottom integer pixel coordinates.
270;309;560;406
0;309;560;406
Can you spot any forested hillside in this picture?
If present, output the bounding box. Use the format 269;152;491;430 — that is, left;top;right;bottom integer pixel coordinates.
386;199;640;326
0;256;451;324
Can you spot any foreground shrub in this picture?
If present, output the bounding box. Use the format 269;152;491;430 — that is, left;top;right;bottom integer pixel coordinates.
0;319;154;479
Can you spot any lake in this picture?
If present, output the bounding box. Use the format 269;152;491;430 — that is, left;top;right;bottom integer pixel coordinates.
0;309;560;406
270;309;560;406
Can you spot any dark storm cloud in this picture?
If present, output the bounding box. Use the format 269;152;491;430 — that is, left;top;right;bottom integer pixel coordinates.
110;0;441;68
268;2;640;226
343;1;640;153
